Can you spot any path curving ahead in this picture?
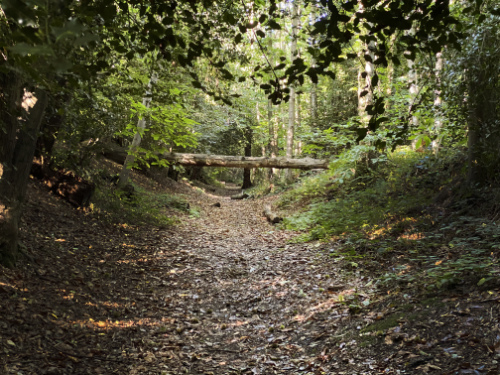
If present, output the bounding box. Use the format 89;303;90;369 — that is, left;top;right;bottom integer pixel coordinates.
0;180;387;375
127;186;376;375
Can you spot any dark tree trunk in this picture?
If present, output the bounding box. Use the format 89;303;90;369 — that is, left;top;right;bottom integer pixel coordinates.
0;72;48;267
466;71;498;186
242;125;253;190
189;166;204;182
35;91;67;161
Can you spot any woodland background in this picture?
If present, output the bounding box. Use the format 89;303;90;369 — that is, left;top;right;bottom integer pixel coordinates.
1;0;500;294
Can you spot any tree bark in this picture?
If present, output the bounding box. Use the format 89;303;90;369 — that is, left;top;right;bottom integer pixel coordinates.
160;153;329;169
432;52;444;154
242;125;253;189
118;71;158;188
311;75;317;127
466;72;496;186
286;0;300;182
0;79;48;267
295;93;302;156
100;142;329;169
358;43;374;123
263;204;283;224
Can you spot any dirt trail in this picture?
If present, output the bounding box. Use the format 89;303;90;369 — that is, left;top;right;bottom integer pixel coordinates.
1;179;372;375
3;179;499;374
125;187;374;374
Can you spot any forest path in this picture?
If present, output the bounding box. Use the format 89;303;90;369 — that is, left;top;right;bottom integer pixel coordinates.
136;185;379;374
3;178;379;375
9;177;492;375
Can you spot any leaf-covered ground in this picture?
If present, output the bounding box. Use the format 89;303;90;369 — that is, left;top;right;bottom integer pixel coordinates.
1;172;500;374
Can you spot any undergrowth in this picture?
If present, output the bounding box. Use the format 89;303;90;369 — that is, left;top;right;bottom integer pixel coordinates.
90;179;190;227
281;148;437;240
280;147;500;291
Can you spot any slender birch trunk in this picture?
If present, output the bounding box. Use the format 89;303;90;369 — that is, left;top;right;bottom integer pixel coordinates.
286;0;300;182
118;72;158;188
432;52;443;154
357;44;375;123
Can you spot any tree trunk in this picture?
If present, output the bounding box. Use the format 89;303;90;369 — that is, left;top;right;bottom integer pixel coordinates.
118;71;157;188
160;153;329;169
286;0;300;182
99;144;329;169
357;43;374;123
0;76;48;267
295;93;302;156
263;204;283;224
309;5;318;128
432;52;444;154
242;125;253;189
268;99;279;178
311;76;317;127
466;73;496;186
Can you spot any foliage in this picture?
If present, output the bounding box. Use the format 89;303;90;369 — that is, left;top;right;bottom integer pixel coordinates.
121;95;199;168
380;216;500;290
90;176;190;227
282;142;500;290
281;147;447;240
441;7;500;182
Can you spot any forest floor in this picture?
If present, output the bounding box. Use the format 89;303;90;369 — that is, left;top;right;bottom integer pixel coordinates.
1;167;500;375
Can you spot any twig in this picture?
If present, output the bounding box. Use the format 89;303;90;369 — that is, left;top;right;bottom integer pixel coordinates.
206;347;241;354
239;0;281;90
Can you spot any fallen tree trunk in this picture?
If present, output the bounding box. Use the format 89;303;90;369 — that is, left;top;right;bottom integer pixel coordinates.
161;153;328;170
98;143;329;170
231;193;249;200
263;204;283;224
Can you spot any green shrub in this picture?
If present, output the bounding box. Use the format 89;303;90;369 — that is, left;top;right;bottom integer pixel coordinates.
90;182;189;227
282;147;439;240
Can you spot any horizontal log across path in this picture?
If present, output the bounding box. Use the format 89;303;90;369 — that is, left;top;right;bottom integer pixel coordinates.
161;153;329;170
99;143;329;170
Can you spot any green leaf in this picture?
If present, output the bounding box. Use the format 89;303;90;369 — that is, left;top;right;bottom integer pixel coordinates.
415;137;423;150
356;128;368;142
223;12;237;25
267;19;281;30
191;81;203;89
256;29;266;38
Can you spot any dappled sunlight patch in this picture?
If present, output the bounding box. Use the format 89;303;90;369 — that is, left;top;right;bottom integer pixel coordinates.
398;232;425;240
228;319;250;328
69;317;167;331
396;264;412;276
309;298;341;313
0;281;26;292
292;313;308;323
